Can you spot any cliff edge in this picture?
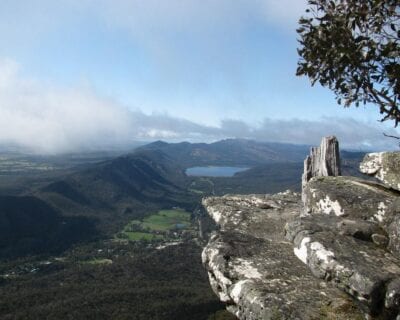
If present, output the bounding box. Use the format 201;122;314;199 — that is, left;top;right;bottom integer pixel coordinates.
202;137;400;319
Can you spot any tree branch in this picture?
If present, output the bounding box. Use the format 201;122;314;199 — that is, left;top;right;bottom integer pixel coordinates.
383;132;400;140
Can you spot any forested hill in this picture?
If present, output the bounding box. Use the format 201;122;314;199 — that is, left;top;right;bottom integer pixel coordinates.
0;139;367;258
35;149;196;232
138;139;311;166
0;149;195;258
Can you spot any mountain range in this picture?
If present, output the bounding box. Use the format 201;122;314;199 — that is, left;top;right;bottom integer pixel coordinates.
0;138;369;320
0;139;366;258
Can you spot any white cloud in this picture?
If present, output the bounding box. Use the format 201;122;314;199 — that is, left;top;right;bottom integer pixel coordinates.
219;118;399;151
0;58;398;154
0;59;136;153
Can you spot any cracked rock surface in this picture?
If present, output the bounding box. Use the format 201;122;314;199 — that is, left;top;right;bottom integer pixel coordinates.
302;176;398;222
302;176;400;260
202;192;363;320
286;215;400;315
202;140;400;320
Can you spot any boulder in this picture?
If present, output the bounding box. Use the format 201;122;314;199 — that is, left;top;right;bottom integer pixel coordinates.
360;152;400;192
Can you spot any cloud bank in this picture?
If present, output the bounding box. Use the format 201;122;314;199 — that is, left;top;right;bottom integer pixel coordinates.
0;58;398;154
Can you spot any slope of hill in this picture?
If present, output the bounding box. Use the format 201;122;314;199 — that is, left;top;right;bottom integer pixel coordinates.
0;138;369;320
36;149;196;235
0;196;96;258
0;139;367;257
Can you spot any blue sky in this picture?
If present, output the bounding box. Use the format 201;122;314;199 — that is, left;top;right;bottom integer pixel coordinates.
0;0;398;153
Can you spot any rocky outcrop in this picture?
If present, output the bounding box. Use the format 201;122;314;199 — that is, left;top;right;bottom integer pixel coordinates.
360;152;400;192
286;214;400;315
302;176;398;222
202;192;363;319
202;137;400;319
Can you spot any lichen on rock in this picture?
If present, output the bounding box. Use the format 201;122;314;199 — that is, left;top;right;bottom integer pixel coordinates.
360;152;400;192
202;193;363;319
202;137;400;319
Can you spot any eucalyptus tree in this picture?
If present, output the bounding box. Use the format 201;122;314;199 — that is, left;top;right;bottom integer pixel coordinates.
297;0;400;125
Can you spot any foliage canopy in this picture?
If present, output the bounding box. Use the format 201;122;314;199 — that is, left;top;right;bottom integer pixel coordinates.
297;0;400;125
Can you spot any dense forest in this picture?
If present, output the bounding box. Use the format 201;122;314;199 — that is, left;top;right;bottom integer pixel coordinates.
0;139;366;319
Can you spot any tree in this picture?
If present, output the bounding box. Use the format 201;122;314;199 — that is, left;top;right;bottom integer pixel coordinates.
296;0;400;125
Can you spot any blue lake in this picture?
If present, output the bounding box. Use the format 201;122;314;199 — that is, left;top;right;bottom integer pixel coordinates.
185;166;250;177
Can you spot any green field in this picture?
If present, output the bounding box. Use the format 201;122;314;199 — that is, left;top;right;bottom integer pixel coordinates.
124;232;163;241
117;209;192;241
142;209;191;231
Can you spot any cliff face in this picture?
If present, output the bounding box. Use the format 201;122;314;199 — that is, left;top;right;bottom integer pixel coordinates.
202;137;400;319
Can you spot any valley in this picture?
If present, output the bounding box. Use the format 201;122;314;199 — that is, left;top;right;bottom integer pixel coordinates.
0;139;367;320
116;208;193;242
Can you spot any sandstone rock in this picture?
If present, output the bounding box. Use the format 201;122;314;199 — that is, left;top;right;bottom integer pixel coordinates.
360;152;400;191
302;175;400;259
387;209;400;259
285;215;386;243
286;215;400;315
202;193;363;320
303;176;397;223
337;219;385;241
372;233;389;247
202;137;400;319
386;278;400;310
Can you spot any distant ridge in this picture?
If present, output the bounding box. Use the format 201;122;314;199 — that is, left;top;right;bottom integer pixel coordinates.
139;138;311;167
0;139;366;258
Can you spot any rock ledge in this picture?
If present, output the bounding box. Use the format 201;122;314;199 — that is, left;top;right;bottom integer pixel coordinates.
202;192;363;319
202;137;400;319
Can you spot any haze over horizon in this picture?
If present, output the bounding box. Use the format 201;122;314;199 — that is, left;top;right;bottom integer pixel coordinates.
0;0;399;153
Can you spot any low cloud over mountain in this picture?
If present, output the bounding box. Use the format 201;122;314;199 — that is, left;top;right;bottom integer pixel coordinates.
0;58;397;153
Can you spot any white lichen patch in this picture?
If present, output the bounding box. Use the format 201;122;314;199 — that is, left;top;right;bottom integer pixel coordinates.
294;237;310;264
310;242;335;264
278;190;290;196
234;259;262;279
375;202;387;222
317;196;344;216
204;247;232;286
208;273;231;302
249;196;264;205
359;152;382;174
208;207;223;224
201;247;208;264
230;279;251;304
310;188;318;199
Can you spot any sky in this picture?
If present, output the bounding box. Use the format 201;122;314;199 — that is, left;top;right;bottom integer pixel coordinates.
0;0;398;153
